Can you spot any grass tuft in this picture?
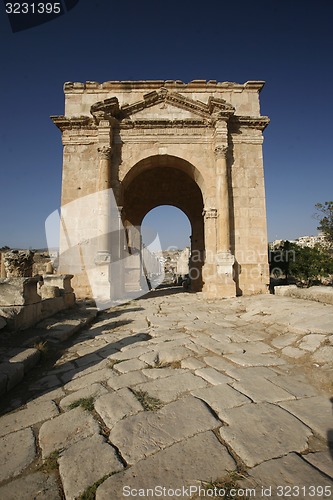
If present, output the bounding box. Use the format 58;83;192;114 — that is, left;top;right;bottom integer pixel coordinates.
39;450;61;472
107;359;128;369
194;471;249;499
68;397;95;412
131;389;164;411
79;475;109;500
34;341;48;355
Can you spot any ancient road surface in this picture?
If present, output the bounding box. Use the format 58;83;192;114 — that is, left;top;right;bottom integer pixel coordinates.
0;289;332;500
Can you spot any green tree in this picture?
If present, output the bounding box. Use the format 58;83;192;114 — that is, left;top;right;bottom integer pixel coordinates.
289;244;333;286
270;241;333;287
315;201;333;244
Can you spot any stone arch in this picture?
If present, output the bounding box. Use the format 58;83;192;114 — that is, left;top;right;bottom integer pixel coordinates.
122;154;205;291
52;79;270;300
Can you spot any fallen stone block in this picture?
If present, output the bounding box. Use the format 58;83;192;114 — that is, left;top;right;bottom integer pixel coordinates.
0;361;24;391
8;348;40;372
0;316;6;330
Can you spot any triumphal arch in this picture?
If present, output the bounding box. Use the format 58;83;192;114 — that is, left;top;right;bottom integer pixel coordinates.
52;80;269;301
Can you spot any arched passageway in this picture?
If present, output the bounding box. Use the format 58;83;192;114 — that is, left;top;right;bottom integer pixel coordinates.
122;155;205;291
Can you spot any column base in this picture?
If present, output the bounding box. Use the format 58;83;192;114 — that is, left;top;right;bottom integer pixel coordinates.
202;279;236;299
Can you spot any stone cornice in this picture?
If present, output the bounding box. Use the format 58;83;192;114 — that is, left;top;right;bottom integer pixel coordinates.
63;80;266;93
51;116;95;131
230;115;270;132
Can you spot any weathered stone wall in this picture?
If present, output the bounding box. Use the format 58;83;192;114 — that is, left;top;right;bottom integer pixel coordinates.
0;275;75;331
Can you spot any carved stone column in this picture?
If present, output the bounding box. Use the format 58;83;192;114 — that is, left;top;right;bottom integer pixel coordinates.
215;145;230;252
202;208;218;289
212;121;236;297
96;145;112;257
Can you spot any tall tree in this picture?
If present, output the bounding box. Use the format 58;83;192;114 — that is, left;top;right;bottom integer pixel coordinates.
315;201;333;244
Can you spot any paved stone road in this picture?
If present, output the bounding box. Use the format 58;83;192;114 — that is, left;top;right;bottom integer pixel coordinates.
0;289;332;499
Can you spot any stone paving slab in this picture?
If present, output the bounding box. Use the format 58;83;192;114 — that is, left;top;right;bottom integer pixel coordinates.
230;375;295;403
298;333;327;352
0;471;61;500
63;367;113;391
39;406;100;458
94;387;143;429
142;367;188;379
58;434;124;500
240;452;333;499
108;396;220;465
268;373;320;398
224;352;287;367
194;367;234;385
270;332;301;349
219;402;312;467
59;382;108;410
0;400;59;438
96;431;236;500
135;371;208;403
222;365;279;381
107;370;149;390
0;428;36;482
191;383;251;412
302;450;333;480
1;292;333;498
279;396;333;441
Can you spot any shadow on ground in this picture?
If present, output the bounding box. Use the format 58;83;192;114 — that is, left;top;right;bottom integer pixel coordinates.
0;305;151;414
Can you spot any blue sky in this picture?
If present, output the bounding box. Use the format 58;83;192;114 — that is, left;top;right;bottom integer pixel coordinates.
0;0;332;250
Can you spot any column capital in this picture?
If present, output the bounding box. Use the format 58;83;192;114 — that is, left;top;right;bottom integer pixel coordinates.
214;145;228;159
97;146;112;160
203;208;218;219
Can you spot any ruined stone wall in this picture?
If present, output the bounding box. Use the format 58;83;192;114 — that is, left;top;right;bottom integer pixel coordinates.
0;275;75;331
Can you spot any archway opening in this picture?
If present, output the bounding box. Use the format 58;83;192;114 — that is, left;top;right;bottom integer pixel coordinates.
122;155;205;292
142;205;191;286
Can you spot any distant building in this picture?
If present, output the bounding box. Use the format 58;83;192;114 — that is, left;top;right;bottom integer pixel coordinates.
176;247;190;276
269;233;329;250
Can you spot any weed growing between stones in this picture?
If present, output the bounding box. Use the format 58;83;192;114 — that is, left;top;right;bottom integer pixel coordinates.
131;389;164;411
107;359;129;369
79;474;109;500
34;340;48;356
68;397;95;412
155;360;182;369
150;353;181;369
39;450;61;472
194;471;249;499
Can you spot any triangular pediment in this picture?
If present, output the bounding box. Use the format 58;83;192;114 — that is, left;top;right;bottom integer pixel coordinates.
130;102;202;121
90;89;235;123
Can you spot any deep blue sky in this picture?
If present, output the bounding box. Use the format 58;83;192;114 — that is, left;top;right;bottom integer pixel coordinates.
1;0;332;249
